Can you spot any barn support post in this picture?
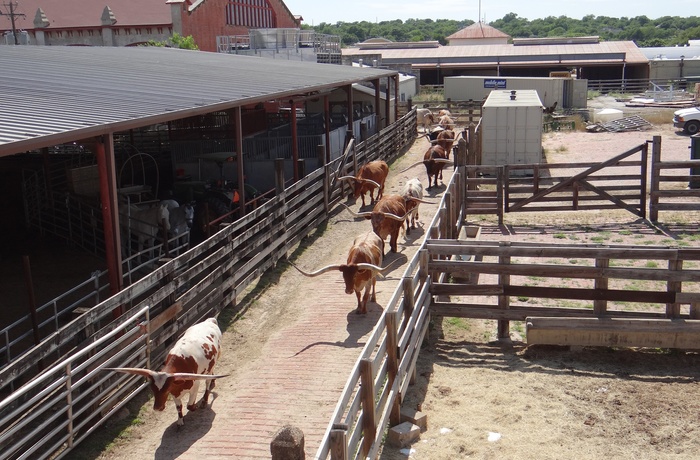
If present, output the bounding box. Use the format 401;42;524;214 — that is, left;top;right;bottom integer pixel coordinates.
329;423;348;460
234;106;246;219
386;312;402;427
22;255;41;346
373;79;382;130
318;145;330;214
393;75;399;124
296;159;305;183
324;95;331;164
95;135;124;313
359;358;376;458
497;241;511;340
343;85;354;136
384;77;391;134
291;101;300;182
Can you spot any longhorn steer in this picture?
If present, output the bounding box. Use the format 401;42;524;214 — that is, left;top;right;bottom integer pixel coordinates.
337;160;389;207
291;231;393;314
401;143;454;190
401;178;424;234
102;317;227;426
415;107;435;133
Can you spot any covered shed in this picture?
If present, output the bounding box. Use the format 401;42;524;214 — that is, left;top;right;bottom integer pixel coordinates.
0;45;398;299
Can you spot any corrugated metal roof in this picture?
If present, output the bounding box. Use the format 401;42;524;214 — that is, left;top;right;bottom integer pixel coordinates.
446;23;510;40
343;40;649;66
0;46;396;157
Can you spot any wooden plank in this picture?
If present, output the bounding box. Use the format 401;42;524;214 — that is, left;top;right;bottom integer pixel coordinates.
526;317;700;349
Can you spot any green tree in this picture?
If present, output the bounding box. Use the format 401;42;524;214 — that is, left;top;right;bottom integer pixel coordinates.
144;33;199;50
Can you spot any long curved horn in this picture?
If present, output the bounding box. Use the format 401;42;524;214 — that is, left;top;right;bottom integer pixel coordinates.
431;159;454;165
356;258;403;278
170;373;230;381
405;197;435;204
382;211;409;222
336;175;358;183
399;161;425;173
289;261;342;277
357;178;381;188
101;367;158;379
341;203;373;219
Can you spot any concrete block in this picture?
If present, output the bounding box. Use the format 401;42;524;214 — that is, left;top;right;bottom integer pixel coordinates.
400;407;428;432
387;421;421;448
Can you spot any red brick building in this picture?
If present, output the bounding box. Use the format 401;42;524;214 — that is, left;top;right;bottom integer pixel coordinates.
0;0;300;52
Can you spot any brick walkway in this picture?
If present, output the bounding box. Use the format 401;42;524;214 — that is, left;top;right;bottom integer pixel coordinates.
104;135;447;459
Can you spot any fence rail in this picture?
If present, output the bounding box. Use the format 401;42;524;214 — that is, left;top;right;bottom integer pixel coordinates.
0;110;418;460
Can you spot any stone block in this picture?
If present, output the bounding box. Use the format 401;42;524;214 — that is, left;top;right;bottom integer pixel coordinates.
400;407;427;432
387;421;420;448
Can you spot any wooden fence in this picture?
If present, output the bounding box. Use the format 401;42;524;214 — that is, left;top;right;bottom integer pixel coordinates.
425;240;700;345
399;99;483;127
462;135;700;225
0;111;417;460
314;148;468;460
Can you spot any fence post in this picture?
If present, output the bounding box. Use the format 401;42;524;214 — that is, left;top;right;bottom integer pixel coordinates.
497;241;511;340
444;192;453;239
386;312;401;427
296;159;305;182
402;277;415;319
497;167;504;227
275;159;288;260
330;423;348;460
418;249;429;285
650;136;661;221
667;259;683;318
360;358;376;458
594;256;609;316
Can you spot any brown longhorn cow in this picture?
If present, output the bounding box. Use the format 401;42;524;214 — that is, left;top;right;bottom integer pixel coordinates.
345;194;432;253
290;231;395;314
337;160;389;207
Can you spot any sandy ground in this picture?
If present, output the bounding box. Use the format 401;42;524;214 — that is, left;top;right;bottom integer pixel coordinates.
376;114;700;460
72;105;700;460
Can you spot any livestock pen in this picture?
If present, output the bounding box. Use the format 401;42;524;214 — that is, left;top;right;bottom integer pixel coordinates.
0;109;418;460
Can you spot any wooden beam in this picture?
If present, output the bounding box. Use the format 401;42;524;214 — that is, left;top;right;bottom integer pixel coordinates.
526;317;700;349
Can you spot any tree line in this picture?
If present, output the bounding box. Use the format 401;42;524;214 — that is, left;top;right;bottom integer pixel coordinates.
306;14;700;48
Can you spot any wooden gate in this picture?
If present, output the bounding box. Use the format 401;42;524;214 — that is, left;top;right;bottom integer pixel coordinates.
465;138;652;224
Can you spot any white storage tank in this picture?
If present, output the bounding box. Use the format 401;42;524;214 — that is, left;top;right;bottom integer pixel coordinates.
481;89;544;174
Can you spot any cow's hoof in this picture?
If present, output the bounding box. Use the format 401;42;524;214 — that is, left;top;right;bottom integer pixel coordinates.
177;418;184;427
187;404;198;412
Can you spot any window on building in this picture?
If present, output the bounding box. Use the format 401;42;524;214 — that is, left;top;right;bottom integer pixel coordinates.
226;0;276;28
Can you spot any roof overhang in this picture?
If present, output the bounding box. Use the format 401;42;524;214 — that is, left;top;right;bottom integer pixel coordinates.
0;46;397;158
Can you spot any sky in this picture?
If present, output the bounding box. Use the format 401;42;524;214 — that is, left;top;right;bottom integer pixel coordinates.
284;0;695;26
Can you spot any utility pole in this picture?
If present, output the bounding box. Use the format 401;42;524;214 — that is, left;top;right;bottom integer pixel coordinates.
0;2;26;45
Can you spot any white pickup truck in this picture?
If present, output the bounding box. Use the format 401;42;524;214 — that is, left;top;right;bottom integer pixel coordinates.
673;107;700;135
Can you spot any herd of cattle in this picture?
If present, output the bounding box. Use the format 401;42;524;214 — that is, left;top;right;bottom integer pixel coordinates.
102;109;459;427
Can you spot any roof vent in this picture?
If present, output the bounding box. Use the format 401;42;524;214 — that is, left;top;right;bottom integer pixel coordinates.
510;90;517;100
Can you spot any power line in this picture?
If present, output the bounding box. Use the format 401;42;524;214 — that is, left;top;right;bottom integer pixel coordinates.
0;1;27;45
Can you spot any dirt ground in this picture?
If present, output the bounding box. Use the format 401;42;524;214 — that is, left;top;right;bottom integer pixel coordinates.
376;112;700;460
76;104;700;460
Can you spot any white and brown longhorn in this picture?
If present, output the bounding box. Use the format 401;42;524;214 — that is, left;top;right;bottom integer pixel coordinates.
336;160;389;207
102;317;227;426
290;231;395;314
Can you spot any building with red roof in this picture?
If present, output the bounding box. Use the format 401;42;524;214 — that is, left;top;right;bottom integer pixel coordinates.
0;0;299;52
